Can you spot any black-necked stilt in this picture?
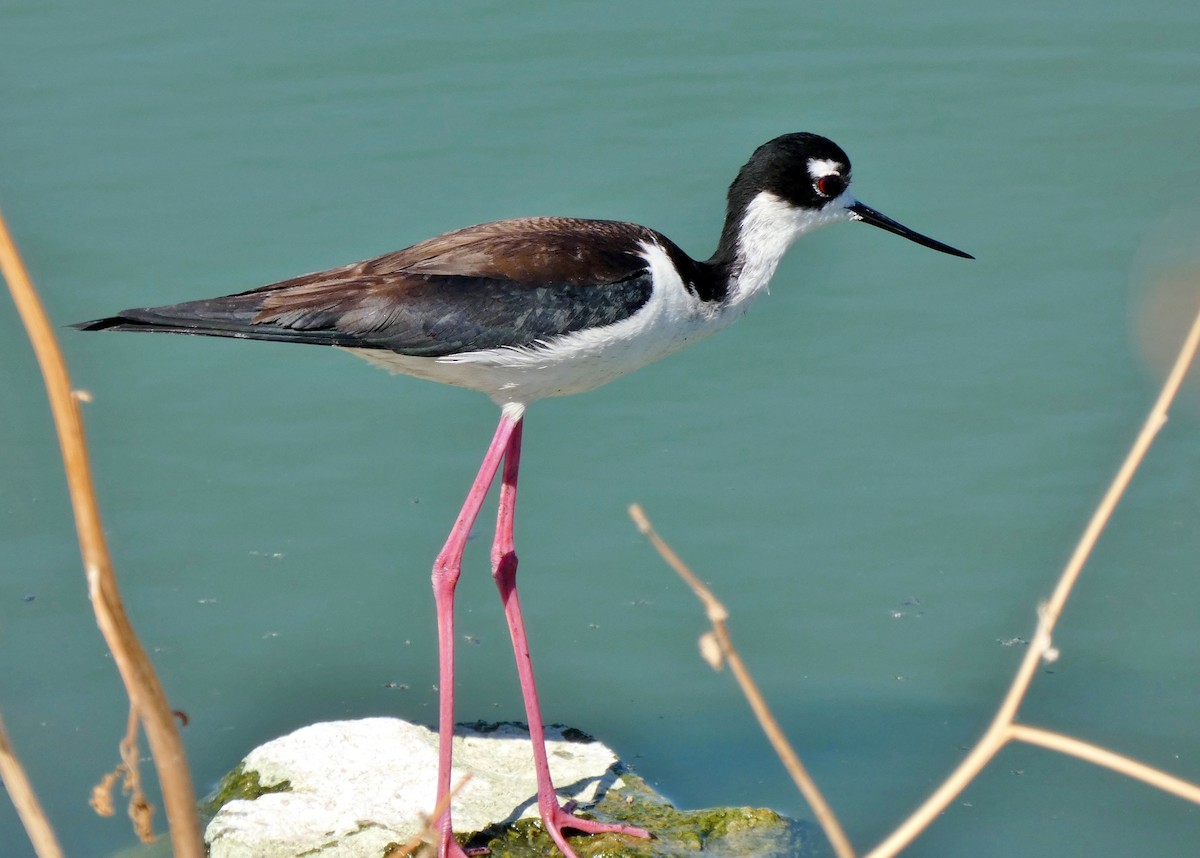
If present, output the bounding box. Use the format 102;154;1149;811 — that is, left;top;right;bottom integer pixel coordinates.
77;132;971;858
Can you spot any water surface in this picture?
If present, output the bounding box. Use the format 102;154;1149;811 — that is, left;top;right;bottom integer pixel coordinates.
2;2;1199;856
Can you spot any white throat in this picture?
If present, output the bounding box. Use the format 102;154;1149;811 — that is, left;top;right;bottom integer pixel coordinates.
729;190;854;304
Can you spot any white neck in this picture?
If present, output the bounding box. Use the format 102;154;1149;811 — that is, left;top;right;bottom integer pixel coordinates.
727;190;854;305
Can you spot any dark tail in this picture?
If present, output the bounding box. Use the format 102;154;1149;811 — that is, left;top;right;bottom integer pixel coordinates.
73;297;359;347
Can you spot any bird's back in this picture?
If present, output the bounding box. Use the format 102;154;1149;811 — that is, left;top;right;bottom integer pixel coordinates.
76;217;688;357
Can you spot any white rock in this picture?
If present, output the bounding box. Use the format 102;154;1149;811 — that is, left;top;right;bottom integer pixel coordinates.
205;718;628;858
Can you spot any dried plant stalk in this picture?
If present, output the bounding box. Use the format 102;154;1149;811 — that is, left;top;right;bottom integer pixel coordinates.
1009;724;1200;805
865;298;1200;858
382;774;474;858
631;293;1200;858
0;713;65;858
0;207;205;857
629;504;856;858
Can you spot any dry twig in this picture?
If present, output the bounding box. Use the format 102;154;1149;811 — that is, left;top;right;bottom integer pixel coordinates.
1008;724;1200;804
865;298;1200;858
0;206;205;856
0;713;65;858
630;294;1200;858
628;504;856;858
382;774;474;858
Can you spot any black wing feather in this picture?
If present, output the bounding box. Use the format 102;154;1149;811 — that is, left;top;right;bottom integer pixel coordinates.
75;218;664;357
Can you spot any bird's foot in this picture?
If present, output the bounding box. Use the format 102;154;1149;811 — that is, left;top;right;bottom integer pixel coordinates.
436;802;650;858
437;834;489;858
539;801;652;857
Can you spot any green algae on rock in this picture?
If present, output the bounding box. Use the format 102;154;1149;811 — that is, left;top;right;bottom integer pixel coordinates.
203;762;291;818
463;772;813;858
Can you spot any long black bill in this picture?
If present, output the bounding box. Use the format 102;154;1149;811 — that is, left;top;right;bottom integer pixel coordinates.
848;201;973;259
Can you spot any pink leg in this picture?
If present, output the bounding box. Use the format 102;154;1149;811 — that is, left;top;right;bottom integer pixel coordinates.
491;419;651;856
432;414;521;858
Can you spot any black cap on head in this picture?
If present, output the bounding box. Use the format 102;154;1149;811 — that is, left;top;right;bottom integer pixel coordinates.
729;132;853;213
711;131;973;265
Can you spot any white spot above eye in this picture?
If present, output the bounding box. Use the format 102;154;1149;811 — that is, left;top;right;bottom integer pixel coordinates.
807;157;844;180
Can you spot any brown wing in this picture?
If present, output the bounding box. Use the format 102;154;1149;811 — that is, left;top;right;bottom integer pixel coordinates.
359;217;659;282
75;218;673;357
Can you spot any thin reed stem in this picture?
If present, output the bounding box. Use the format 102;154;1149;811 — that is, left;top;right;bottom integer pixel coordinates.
629;504;857;858
865;299;1200;858
0;206;205;857
0;714;65;858
1010;724;1200;804
383;774;474;858
630;295;1200;858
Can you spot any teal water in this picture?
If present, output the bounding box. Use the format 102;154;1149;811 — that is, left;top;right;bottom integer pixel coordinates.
3;2;1200;856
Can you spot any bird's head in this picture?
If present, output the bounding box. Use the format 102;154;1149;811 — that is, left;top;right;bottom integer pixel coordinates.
728;132;973;260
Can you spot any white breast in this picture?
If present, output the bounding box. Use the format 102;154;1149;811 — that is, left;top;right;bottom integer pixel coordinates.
341;241;740;416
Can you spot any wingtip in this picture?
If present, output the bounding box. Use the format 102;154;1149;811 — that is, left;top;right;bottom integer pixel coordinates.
72;317;126;332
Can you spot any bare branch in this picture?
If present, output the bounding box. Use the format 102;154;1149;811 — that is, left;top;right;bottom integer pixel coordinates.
0;713;65;858
0;205;205;856
629;504;856;858
865;299;1200;858
383;774;474;858
1010;724;1200;805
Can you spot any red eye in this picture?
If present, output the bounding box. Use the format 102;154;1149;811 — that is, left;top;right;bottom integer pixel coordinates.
816;174;845;197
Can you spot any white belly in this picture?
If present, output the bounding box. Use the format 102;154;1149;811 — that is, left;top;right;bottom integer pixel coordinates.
340;242;751;413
